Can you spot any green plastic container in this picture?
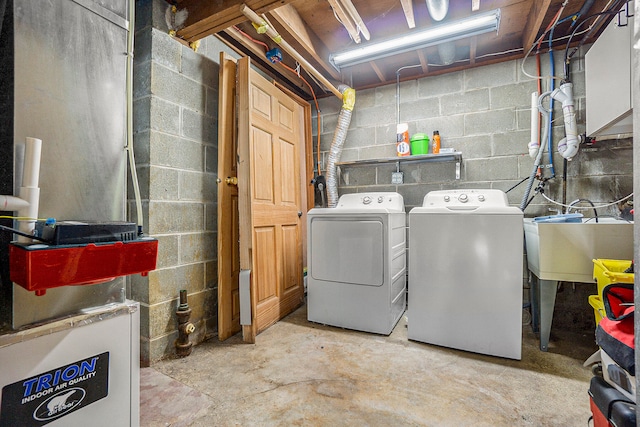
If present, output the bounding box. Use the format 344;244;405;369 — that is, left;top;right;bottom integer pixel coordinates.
410;133;429;155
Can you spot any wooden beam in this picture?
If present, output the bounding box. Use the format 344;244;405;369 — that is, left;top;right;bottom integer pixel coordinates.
241;4;343;99
338;0;371;40
269;4;341;80
217;30;312;99
522;0;552;51
399;0;416;29
370;61;386;83
470;37;477;65
326;0;361;43
175;0;295;42
418;50;429;74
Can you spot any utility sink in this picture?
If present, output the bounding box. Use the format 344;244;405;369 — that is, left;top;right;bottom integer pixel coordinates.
523;217;633;352
524;217;633;283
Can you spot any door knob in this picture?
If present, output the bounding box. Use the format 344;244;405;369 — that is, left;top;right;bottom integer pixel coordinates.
224;177;238;186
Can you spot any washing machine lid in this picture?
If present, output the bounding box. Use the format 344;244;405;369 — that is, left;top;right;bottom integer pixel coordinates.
335;192;405;212
417;189;521;214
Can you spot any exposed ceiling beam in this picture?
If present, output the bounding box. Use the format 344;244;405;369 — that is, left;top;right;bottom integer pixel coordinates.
241;4;343;99
522;0;552;51
268;4;342;80
370;62;386;83
339;0;371;40
417;50;429;74
399;0;416;29
175;0;295;42
470;37;477;65
218;28;312;98
326;0;361;43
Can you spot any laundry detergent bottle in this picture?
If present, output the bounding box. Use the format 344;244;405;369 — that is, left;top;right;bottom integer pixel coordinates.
432;130;441;154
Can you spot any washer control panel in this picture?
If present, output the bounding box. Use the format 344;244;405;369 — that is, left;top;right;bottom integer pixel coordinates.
336;192;405;212
422;189;509;208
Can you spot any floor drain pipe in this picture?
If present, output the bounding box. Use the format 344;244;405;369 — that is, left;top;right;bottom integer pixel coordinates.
326;85;356;208
175;290;195;357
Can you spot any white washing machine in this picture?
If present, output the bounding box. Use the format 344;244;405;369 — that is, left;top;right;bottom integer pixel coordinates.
307;192;406;335
408;189;523;359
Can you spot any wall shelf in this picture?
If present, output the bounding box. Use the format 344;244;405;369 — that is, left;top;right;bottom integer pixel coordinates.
336;152;463;179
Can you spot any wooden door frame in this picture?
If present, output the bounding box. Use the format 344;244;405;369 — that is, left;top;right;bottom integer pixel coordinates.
217;52;241;341
217;56;313;343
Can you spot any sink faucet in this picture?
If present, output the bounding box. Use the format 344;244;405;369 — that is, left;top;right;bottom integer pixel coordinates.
568;198;599;223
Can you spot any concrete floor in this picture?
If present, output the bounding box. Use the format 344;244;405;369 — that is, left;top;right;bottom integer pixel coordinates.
141;304;597;427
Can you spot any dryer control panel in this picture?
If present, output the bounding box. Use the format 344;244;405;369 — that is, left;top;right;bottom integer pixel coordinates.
336;192;405;212
422;189;510;209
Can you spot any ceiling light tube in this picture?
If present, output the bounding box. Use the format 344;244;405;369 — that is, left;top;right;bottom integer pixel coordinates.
330;8;500;69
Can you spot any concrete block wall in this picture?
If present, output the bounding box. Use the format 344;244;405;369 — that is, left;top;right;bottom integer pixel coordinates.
315;52;633;215
130;0;237;365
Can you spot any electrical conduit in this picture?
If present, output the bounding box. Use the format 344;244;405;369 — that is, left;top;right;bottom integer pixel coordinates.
126;0;144;235
326;86;356;208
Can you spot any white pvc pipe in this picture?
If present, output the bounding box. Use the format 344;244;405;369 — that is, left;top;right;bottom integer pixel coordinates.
551;83;579;160
0;195;29;211
17;137;42;241
528;91;539;158
22;137;41;188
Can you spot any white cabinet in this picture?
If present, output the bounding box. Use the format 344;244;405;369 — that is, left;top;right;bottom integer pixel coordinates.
585;1;634;137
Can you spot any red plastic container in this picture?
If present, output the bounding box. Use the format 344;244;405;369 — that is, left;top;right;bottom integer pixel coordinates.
589;375;636;427
10;238;158;295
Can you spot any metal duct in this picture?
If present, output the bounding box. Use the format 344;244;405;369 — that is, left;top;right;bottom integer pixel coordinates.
326;85;356;208
426;0;449;21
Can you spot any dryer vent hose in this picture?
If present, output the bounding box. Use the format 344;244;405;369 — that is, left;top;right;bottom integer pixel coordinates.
326;85;355;208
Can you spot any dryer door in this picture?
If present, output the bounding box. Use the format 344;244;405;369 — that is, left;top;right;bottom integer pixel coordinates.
310;218;384;286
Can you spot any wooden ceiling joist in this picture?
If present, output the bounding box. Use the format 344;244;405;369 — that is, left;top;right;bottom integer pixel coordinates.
370;62;386;83
399;0;416;29
175;0;295;42
218;28;313;98
268;5;342;80
326;0;361;44
522;0;553;51
417;51;429;74
470;37;477;65
339;0;371;40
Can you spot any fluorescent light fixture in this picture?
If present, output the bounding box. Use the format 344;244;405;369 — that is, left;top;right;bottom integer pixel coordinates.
330;9;500;69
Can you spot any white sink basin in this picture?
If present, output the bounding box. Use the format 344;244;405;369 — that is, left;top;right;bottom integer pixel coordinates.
524;217;634;282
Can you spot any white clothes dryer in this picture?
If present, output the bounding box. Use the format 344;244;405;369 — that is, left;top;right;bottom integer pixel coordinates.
307;192;406;335
408;189;523;359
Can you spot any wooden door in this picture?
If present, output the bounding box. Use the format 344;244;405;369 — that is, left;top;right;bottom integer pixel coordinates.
217;53;241;341
237;57;305;343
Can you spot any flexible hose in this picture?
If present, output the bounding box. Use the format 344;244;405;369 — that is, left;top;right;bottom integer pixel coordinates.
547;48;555;177
326;85;355;208
574;0;597;25
568;198;599;222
